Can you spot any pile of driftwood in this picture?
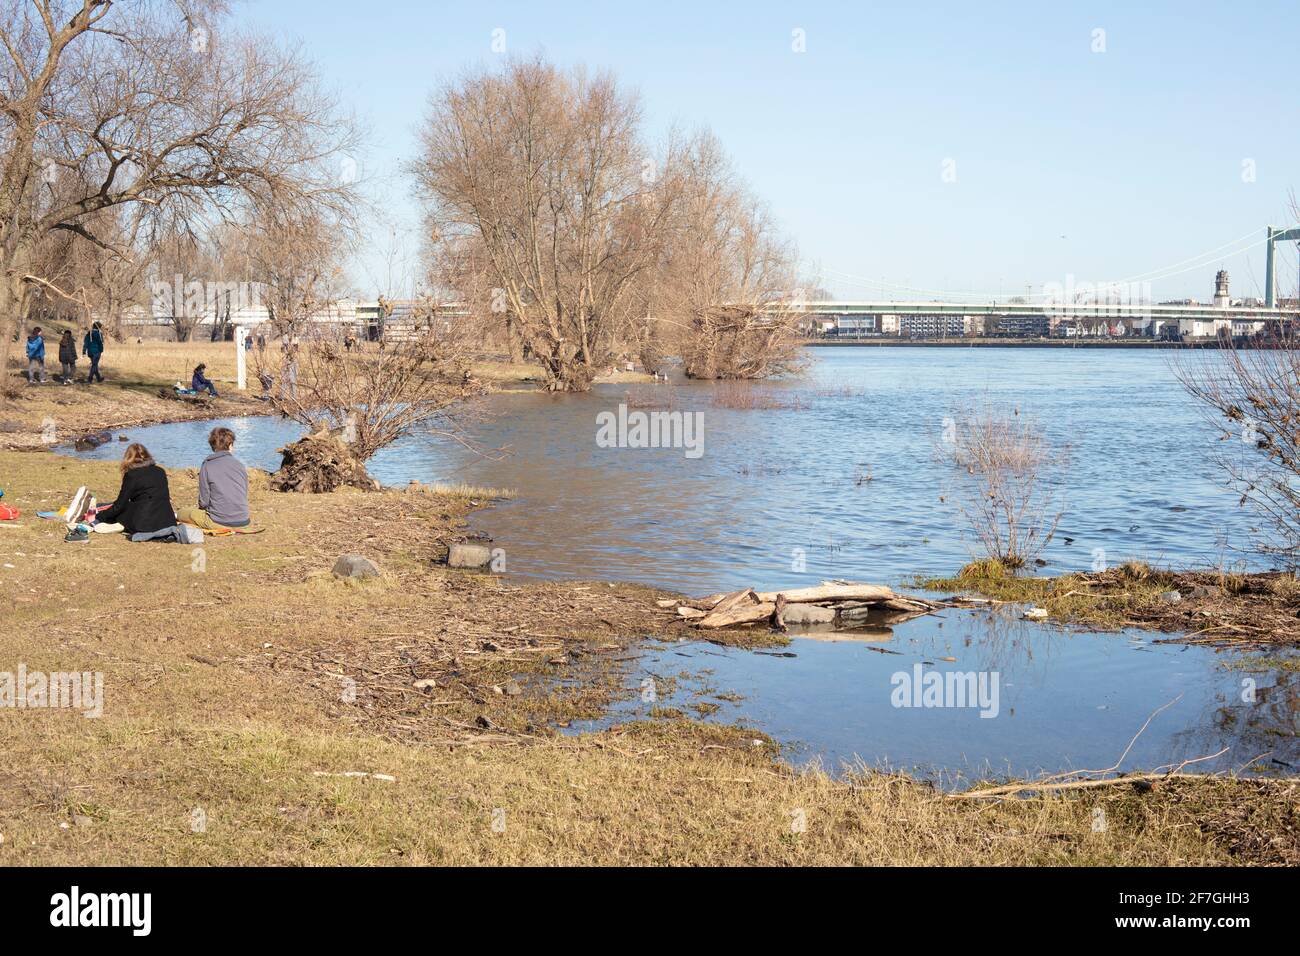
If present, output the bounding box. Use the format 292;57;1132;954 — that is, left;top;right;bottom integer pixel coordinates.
665;582;945;630
268;430;380;494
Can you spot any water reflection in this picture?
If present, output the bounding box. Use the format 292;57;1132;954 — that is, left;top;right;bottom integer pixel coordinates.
571;614;1299;783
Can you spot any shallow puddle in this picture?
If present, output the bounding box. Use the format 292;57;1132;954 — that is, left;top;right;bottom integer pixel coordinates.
566;608;1299;784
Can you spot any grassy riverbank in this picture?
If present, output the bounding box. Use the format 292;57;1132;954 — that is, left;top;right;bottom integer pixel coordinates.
0;341;653;451
1;345;1296;865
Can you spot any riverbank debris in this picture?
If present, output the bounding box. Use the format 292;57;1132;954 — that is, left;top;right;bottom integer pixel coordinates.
269;430;380;494
673;581;944;631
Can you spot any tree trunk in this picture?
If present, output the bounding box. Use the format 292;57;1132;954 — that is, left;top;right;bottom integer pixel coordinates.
0;271;24;393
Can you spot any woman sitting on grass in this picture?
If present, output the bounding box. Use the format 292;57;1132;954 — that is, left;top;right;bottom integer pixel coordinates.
191;363;218;397
177;427;250;531
94;443;177;535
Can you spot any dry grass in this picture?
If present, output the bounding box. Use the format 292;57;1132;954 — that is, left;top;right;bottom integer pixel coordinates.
4;714;1295;866
420;481;515;500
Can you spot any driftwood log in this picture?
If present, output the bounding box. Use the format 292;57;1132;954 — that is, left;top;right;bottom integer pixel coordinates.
268;430;380;494
680;582;942;631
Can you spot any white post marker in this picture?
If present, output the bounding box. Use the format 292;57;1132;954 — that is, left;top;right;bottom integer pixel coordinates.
236;325;248;390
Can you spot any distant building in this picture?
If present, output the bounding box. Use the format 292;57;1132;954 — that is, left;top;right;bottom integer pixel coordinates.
991;313;1049;338
1179;317;1231;338
1213;270;1231;309
899;313;964;338
833;315;878;337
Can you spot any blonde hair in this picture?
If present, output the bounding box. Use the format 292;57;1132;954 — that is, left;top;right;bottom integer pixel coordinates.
120;443;154;475
208;427;235;452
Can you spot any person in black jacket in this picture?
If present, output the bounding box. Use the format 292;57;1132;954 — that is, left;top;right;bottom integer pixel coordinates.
191;363;218;397
57;330;77;384
94;444;177;535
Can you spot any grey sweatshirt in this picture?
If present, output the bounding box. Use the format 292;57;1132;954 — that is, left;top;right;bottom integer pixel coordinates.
198;451;250;527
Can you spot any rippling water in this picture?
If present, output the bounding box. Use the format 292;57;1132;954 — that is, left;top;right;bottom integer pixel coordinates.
65;347;1298;778
76;347;1266;592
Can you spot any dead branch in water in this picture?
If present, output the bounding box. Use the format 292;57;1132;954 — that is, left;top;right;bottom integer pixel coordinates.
951;696;1238;800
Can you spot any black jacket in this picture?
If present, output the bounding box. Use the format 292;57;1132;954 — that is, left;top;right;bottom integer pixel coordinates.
97;463;177;534
58;337;77;363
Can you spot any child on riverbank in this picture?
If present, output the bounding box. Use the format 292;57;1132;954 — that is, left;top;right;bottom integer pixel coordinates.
25;327;46;384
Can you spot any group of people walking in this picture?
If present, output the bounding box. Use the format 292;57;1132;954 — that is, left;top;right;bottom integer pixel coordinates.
94;427;251;537
25;324;105;385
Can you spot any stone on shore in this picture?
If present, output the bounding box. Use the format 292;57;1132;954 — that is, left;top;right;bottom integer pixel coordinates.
448;542;493;569
333;554;381;579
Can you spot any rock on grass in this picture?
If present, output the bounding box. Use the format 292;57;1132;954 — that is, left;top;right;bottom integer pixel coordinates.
333;554;381;580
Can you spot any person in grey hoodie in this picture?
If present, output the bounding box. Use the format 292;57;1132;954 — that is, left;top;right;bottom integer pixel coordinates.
176;426;250;530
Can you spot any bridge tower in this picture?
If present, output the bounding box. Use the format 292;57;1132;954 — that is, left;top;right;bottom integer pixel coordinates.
1265;225;1300;307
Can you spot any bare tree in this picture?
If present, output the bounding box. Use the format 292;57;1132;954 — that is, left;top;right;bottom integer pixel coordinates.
942;404;1068;569
413;56;674;392
69;206;151;340
656;130;805;380
240;208;350;338
0;0;360;388
1175;334;1300;565
150;222;219;342
258;311;486;491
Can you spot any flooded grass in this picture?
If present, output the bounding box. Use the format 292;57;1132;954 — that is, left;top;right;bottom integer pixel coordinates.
919;559;1300;646
419;481;516;500
708;380;807;410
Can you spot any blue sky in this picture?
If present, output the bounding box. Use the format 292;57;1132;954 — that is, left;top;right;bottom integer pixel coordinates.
241;0;1300;303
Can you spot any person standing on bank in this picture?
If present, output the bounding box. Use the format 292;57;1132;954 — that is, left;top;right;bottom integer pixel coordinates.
25;326;46;384
177;427;250;531
57;329;77;384
83;322;105;383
